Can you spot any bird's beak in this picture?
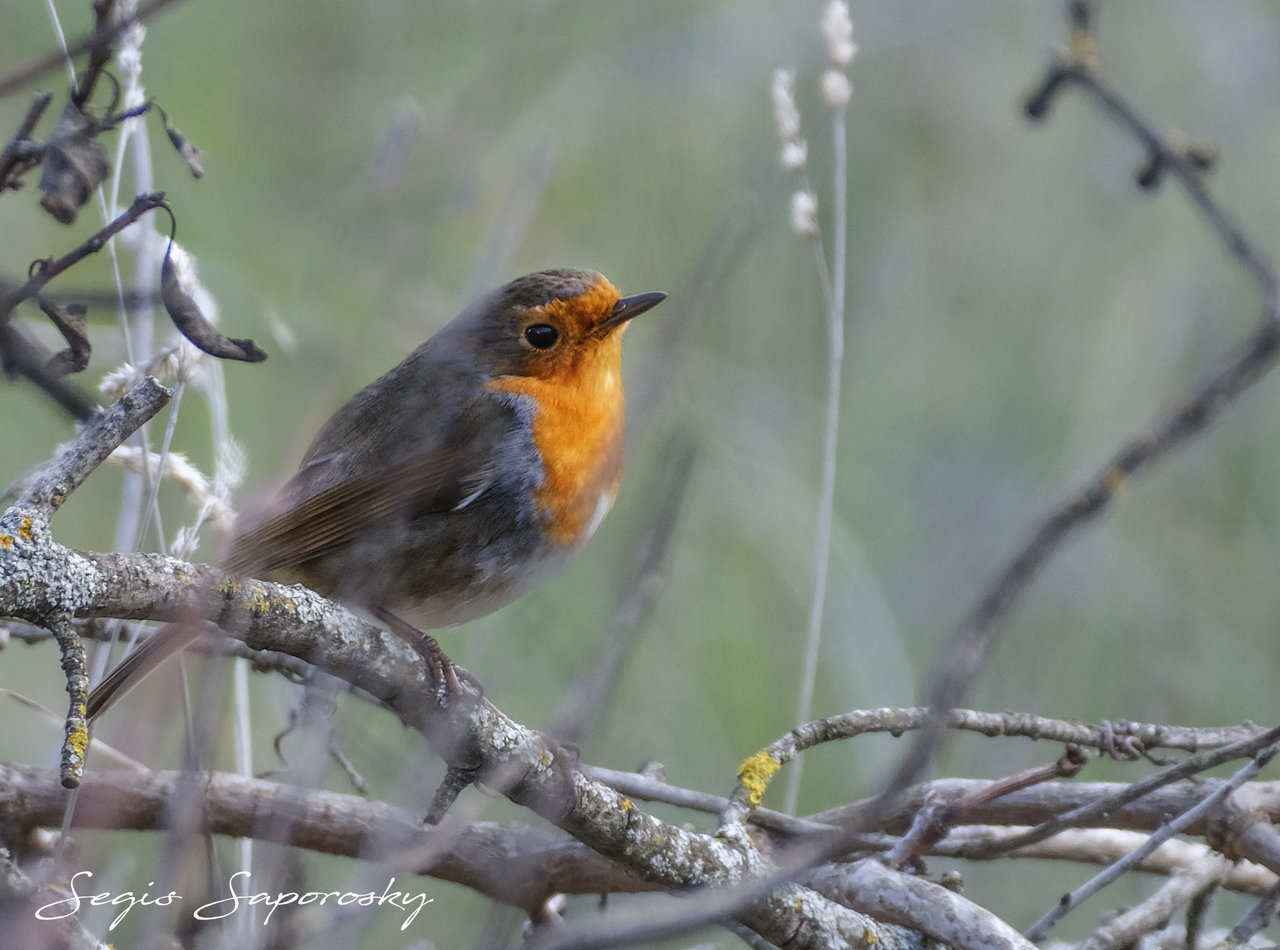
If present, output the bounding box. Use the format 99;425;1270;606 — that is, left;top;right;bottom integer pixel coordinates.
602;291;667;332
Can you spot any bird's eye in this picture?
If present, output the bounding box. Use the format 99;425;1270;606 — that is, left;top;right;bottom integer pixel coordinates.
524;323;560;349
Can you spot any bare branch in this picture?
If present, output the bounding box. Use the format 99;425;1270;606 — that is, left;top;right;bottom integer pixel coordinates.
722;706;1272;831
0;90;53;191
953;722;1280;861
934;827;1275;895
0;0;188;99
14;375;170;520
0;764;652;911
0;321;98;420
1230;879;1280;944
49;616;89;789
805;860;1033;950
0;193;168;323
876;0;1280;827
1074;851;1231;950
1025;1;1278;300
1025;748;1275;941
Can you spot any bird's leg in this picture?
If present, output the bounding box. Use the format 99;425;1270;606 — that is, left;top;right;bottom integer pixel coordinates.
370;607;490;822
369;606;480;709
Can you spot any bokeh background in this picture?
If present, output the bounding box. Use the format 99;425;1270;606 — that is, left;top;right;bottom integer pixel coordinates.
4;1;1280;946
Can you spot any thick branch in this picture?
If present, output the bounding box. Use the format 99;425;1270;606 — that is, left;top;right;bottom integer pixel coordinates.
5;479;908;947
806;860;1031;950
0;763;650;912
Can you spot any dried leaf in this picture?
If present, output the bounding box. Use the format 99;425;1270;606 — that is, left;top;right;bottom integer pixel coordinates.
161;243;267;363
41;300;91;375
38;103;109;225
162;112;204;179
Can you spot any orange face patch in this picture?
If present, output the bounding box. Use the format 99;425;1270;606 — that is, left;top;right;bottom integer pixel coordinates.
486;276;629;547
525;275;622;337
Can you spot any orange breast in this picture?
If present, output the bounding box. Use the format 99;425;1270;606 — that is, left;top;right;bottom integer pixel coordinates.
486;333;626;547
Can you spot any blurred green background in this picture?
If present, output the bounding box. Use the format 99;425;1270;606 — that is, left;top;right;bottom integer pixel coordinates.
4;1;1280;946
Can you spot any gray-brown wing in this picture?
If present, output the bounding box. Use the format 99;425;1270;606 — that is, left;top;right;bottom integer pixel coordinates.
224;407;509;577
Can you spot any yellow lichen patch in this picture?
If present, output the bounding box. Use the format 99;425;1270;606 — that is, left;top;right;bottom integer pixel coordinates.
863;926;879;944
622;798;634;812
65;723;89;759
737;751;782;808
214;577;244;598
18;516;34;540
246;587;273;614
0;535;12;549
241;585;294;616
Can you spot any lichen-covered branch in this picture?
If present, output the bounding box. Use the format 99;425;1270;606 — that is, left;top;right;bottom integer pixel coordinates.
0;381;914;950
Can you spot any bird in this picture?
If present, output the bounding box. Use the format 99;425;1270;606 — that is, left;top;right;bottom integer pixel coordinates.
86;268;666;718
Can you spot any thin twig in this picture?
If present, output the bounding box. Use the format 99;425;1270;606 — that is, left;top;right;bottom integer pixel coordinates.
1025;747;1275;942
959;720;1280;861
49;615;89;788
582;764;833;837
0;191;169;322
1229;879;1280;944
884;746;1087;869
872;0;1280;829
932;827;1276;896
0;321;98;419
70;0;121;110
1027;8;1278;301
0;90;53;189
1069;851;1231;950
0;0;188;99
723;707;1272;831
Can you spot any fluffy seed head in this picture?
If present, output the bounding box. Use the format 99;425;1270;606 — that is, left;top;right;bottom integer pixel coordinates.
821;2;857;66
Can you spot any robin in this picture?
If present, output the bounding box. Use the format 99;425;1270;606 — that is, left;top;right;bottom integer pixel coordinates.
86;269;666;717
